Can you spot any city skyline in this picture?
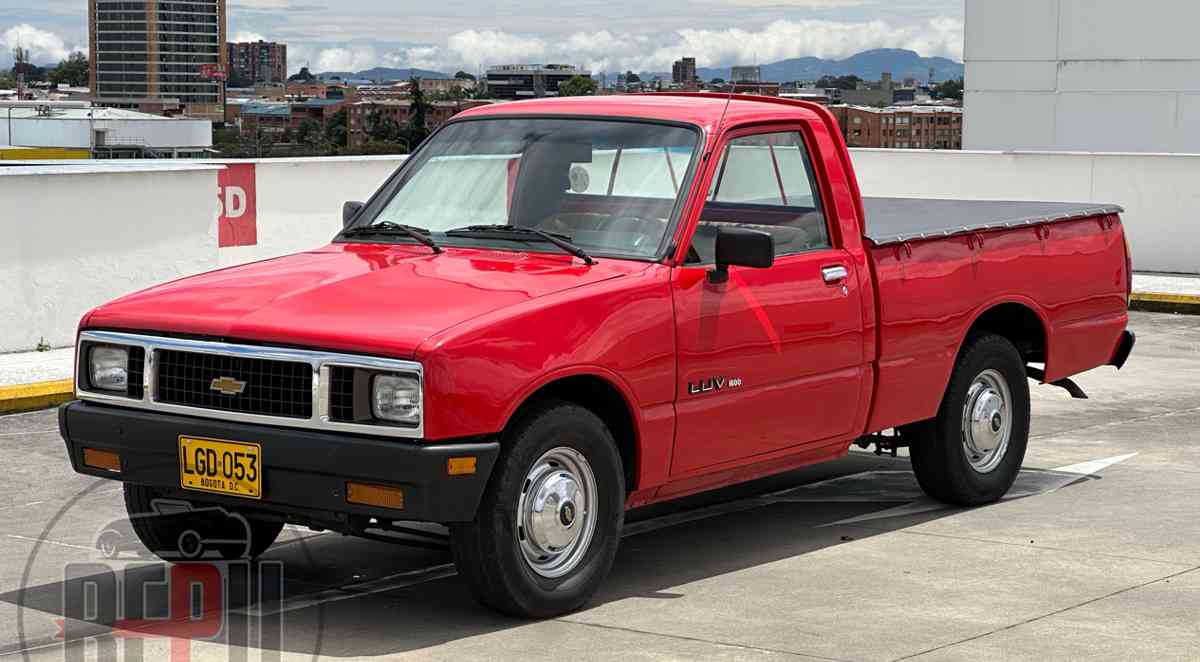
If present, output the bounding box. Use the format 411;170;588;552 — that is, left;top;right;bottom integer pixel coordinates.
0;0;964;75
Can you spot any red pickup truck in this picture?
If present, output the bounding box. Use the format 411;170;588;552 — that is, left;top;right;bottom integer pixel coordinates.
60;94;1135;617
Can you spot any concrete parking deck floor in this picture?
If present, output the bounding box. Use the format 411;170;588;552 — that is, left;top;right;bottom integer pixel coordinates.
0;311;1197;661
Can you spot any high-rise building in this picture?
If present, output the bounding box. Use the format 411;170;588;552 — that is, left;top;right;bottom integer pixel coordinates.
485;65;589;99
88;0;227;121
227;40;287;85
672;57;697;85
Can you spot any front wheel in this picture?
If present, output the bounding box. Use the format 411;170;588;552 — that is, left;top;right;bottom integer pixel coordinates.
451;400;624;618
909;333;1031;506
123;484;283;560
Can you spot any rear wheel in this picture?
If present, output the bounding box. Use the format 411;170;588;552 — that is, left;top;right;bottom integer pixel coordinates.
123;484;283;560
909;333;1030;506
450;400;624;618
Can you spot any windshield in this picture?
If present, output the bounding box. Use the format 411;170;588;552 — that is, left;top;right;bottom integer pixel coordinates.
354;118;700;260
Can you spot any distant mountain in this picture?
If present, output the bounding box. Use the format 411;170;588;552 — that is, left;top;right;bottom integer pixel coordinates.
316;67;450;82
627;49;962;84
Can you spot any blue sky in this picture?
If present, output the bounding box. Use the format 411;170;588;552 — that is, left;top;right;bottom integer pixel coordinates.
0;0;964;73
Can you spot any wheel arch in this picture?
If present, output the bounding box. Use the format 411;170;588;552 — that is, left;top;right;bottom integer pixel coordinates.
961;298;1050;368
503;369;640;493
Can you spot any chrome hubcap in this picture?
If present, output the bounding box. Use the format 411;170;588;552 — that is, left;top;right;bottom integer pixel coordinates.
961;369;1012;474
517;447;597;578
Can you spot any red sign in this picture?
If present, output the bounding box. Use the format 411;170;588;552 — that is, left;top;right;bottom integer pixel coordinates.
200;63;227;80
217;163;257;247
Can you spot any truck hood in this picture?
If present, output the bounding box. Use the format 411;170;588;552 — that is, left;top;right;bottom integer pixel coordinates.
85;243;646;359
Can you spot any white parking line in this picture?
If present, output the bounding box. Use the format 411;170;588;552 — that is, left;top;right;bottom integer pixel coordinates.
6;533;95;552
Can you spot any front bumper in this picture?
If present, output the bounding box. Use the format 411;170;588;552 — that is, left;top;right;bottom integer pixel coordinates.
58;400;499;526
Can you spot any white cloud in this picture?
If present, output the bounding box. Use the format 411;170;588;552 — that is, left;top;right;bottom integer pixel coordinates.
315;46;381;73
231;31;267;43
362;17;963;75
445;30;548;70
0;24;80;66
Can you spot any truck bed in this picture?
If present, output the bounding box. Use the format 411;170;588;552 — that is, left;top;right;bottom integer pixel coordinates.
862;198;1124;245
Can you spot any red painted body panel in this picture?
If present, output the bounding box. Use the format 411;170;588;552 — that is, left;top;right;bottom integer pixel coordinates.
85;244;645;360
79;94;1131;510
865;216;1130;433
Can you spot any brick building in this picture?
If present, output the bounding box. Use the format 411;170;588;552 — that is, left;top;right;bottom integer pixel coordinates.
830;105;963;150
239;98;346;136
348;99;494;146
227;40;287;84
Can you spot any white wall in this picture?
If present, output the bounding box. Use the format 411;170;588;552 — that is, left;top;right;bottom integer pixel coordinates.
216;156;404;266
0;164;220;353
4;150;1195;354
849;148;1200;274
964;0;1200;152
0;115;212;149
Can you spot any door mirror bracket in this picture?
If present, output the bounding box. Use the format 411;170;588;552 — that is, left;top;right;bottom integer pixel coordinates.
343;201;365;228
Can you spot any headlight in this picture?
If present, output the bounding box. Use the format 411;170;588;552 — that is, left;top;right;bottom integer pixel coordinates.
89;345;129;392
372;374;421;425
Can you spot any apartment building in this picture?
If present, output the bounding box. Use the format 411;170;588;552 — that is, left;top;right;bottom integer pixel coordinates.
88;0;227;121
672;57;697;85
227;40;287;84
830;105;963;150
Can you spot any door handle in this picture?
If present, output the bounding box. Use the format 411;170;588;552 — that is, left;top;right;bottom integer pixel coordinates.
822;265;849;284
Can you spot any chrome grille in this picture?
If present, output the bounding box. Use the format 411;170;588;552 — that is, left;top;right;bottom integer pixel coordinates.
156;349;313;419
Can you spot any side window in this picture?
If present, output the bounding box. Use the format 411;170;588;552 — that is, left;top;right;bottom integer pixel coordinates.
691;131;829;263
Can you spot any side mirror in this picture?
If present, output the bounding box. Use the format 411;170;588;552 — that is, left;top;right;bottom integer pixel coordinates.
710;227;774;284
343;201;365;228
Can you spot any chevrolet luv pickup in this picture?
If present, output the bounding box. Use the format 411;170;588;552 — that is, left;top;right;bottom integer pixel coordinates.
59;94;1135;617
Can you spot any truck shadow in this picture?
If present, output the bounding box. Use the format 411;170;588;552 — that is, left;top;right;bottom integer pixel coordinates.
1;452;1098;658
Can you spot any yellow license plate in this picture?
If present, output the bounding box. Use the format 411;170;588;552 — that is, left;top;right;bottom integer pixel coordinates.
178;436;262;499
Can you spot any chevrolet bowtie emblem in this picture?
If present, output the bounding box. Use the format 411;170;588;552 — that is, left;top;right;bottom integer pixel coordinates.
210;376;248;396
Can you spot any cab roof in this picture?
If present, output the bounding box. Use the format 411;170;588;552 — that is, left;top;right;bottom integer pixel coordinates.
455;93;825;133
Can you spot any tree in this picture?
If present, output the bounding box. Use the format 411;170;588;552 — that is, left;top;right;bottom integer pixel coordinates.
48;52;88;87
288;66;316;82
932;78;964;101
324;108;348;148
709;77;725;85
558;75;597;97
453;70;476;81
365;108;402;143
296;118;321;145
404;77;432;146
624;70;641;84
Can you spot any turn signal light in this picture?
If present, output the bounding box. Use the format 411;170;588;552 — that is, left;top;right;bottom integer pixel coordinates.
83;448;121;473
447;456;477;476
346;482;404;510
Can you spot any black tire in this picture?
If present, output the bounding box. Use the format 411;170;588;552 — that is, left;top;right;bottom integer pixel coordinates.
123;484;283;560
450;399;625;618
909;333;1030;506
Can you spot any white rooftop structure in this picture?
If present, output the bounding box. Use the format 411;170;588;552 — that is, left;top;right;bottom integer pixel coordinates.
0;102;212;157
965;0;1200;152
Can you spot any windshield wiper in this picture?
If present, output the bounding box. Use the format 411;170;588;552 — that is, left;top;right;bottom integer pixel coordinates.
340;221;442;254
445;225;596;265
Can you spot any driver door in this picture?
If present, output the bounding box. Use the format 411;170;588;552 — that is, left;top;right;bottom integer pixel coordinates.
670;127;867;476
